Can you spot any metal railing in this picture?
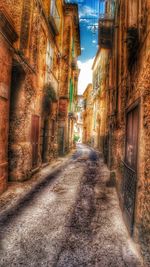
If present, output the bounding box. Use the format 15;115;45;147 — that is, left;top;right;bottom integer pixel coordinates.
122;160;137;232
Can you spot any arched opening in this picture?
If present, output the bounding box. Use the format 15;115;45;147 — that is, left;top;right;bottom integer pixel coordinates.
41;83;57;163
8;62;26;181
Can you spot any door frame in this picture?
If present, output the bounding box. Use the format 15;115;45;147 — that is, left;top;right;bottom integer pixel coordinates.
31;115;40;169
123;99;140;235
41;118;49;163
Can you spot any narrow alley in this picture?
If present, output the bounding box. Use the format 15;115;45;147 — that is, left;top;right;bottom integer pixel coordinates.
0;0;150;266
0;145;143;267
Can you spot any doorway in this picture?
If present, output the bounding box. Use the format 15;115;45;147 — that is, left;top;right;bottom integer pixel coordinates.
8;63;26;180
31;115;39;168
41;119;49;163
122;105;139;234
58;127;65;155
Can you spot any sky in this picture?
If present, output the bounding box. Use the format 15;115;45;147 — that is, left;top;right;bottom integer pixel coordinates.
66;0;100;94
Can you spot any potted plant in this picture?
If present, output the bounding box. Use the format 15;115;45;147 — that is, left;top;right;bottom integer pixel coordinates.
43;83;58;115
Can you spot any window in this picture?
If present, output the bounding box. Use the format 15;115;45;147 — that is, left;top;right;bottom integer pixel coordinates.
45;41;53;82
125;107;139;169
51;0;55;16
50;0;60;32
46;41;53;70
99;0;115;19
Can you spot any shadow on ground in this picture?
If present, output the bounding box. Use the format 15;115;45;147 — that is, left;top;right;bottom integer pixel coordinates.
54;150;143;267
0;146;144;267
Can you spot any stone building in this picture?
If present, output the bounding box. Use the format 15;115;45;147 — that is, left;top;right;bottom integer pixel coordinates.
92;48;109;151
58;3;81;155
0;6;18;194
0;0;80;194
82;84;93;145
74;95;84;143
98;0;150;263
0;0;62;191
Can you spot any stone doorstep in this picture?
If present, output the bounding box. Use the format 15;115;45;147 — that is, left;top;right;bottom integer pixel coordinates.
31;166;40;176
41;162;49;168
0;179;7;196
0;154;73;220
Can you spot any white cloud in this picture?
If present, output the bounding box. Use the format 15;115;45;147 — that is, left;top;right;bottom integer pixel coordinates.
92;40;97;44
81;47;85;51
65;0;84;3
79;6;97;19
79;18;89;23
77;58;94;95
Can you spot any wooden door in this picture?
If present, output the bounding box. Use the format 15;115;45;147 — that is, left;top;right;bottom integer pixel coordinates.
31;115;39;168
126;107;138;169
41;119;49;163
123;105;139;234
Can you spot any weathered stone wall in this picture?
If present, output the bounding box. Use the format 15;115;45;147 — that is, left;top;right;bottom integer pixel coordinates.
8;0;46;181
0;1;80;190
107;0;150;264
0;0;64;183
82;84;93;145
133;55;150;264
92;49;110;152
8;69;36;181
0;0;23;40
0;35;13;192
0;7;18;192
58;3;80;154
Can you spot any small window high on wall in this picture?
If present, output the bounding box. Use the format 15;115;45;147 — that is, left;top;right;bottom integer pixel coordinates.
50;0;60;32
99;0;115;19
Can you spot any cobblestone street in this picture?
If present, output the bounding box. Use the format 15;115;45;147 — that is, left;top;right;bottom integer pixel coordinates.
0;145;144;267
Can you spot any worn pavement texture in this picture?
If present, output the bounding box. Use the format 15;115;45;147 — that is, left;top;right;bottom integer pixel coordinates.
0;145;145;267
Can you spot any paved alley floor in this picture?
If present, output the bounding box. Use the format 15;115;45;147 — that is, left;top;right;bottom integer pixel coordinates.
0;145;144;267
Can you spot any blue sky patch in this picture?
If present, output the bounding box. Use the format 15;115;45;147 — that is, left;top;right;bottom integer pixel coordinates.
65;0;99;62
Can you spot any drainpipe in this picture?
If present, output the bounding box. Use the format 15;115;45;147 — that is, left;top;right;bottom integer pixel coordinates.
115;1;119;115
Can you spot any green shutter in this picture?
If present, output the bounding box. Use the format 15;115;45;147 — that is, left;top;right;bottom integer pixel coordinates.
69;79;74;112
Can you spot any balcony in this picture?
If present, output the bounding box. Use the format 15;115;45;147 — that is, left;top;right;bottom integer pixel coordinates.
98;0;115;49
98;14;114;48
49;1;60;36
121;160;137;234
